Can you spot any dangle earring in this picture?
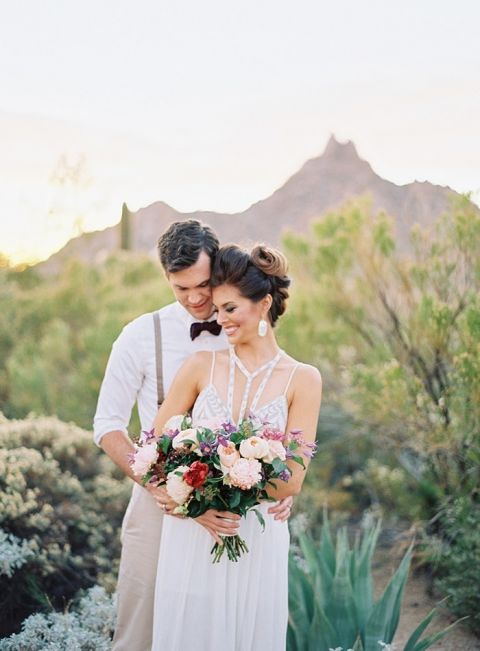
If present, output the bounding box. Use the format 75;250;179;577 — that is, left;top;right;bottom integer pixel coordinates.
258;318;268;337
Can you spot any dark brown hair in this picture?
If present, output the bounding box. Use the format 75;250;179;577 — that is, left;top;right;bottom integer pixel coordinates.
157;220;219;273
211;244;290;326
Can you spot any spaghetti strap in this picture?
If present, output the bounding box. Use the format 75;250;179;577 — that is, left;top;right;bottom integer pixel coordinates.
209;351;216;384
284;364;299;395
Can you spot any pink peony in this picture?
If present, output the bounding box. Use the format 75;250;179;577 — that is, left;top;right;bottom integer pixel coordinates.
172;428;200;451
131;442;158;476
229;458;262;490
166;466;194;505
263;439;287;464
218;441;240;473
239;436;269;460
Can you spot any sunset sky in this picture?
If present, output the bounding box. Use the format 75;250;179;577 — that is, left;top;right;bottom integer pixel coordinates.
1;0;479;264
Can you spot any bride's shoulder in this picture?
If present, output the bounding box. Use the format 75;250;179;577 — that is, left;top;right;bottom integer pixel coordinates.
186;348;229;369
283;356;322;388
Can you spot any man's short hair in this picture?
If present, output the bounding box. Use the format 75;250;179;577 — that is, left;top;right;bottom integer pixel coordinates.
157;220;220;273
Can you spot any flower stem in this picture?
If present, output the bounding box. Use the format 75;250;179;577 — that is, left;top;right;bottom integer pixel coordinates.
210;535;249;563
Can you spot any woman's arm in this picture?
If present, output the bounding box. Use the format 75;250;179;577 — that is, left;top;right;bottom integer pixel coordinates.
266;364;322;500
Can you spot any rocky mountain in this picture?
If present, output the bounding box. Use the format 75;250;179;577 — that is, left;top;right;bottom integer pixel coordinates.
38;136;458;274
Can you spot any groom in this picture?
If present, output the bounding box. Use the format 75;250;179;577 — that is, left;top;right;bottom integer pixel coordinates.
94;220;293;651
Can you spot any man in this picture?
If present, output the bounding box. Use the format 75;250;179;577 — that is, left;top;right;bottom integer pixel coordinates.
94;220;292;651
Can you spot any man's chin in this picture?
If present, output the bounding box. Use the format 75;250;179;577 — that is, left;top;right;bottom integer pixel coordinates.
187;304;215;321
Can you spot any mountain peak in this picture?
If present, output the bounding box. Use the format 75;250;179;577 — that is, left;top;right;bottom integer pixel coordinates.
323;134;360;159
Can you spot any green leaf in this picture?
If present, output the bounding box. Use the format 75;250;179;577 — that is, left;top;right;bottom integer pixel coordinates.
161;436;171;454
228;490;241;508
406;615;468;651
364;544;412;646
252;508;265;530
402;607;437;651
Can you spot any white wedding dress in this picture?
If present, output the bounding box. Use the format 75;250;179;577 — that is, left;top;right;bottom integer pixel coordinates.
152;349;297;651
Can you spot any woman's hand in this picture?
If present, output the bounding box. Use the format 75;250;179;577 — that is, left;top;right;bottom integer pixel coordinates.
195;509;241;545
267;495;293;521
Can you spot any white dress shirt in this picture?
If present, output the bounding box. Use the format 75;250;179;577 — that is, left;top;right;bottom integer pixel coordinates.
93;301;228;446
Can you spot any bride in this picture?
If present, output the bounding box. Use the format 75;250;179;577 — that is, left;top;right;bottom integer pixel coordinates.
151;243;322;650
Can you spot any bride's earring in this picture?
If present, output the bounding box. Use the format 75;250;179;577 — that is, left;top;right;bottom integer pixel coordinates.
258;318;268;337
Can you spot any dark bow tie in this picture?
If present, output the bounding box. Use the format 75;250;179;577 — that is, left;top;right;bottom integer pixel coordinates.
190;320;222;341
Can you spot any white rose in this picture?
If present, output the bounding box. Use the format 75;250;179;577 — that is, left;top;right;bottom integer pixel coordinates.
218;441;240;474
131;442;158;476
263;439;287;464
172;428;200;450
239;436;270;460
166;466;194;505
164;415;185;432
229;458;263;490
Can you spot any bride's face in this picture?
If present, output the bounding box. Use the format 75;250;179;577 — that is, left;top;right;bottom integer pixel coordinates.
213;284;270;343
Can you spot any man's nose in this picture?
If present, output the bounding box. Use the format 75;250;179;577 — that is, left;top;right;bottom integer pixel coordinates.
188;292;204;306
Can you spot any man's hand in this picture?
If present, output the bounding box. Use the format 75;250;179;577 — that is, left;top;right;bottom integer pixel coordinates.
145;483;177;513
195;510;241;545
267;495;293;522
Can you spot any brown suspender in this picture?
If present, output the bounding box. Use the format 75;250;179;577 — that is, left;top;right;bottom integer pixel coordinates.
153;312;164;406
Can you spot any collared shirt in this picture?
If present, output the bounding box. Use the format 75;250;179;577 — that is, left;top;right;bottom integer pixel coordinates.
93;301;228;446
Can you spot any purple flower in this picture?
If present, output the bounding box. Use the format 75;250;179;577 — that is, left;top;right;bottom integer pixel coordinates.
139;428;156;443
221;421;236;434
279;469;291;482
199;441;214;456
164;428;180;439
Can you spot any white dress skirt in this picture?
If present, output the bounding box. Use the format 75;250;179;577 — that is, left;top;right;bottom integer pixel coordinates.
152;375;291;651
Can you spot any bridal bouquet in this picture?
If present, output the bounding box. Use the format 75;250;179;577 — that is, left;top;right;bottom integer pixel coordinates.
130;415;315;562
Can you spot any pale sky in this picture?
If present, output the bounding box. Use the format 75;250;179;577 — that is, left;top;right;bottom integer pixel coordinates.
1;0;479;264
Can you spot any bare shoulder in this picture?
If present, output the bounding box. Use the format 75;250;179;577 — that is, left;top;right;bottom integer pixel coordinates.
181;349;230;375
183;350;215;372
295;363;321;388
283;357;322;393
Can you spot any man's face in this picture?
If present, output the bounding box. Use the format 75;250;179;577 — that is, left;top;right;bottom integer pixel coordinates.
167;250;215;320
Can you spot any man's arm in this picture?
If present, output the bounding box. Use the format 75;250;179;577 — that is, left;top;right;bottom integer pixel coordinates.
100;430;137;480
94;322;146;460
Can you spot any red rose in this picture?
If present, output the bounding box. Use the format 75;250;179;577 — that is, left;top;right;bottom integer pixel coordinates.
184;461;209;488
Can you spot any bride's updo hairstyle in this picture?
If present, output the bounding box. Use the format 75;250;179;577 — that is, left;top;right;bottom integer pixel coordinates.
211;244;291;327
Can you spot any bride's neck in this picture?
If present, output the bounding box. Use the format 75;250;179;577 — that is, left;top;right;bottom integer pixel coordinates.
233;333;280;368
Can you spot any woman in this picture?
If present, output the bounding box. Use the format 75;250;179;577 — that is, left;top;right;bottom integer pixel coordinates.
151;244;322;650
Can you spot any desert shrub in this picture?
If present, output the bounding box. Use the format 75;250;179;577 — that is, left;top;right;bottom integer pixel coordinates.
428;495;480;634
0;414;130;636
0;585;115;650
283;197;480;624
1;253;171;429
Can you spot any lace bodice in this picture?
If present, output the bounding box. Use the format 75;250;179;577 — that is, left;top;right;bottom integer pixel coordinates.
191;349;297;432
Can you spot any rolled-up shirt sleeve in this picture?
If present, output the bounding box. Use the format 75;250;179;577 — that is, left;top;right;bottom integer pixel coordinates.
93;324;145;446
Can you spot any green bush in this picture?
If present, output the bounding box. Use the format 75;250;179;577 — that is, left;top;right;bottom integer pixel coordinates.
0;414;130;637
0;253;171;429
428;495;480;634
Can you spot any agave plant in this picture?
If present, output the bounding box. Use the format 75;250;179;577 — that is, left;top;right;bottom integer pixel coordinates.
288;514;460;651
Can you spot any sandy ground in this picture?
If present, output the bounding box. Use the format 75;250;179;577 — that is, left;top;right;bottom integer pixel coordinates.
373;551;479;651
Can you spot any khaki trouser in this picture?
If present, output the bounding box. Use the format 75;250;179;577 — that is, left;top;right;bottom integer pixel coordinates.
113;483;164;651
